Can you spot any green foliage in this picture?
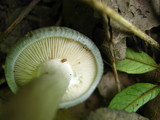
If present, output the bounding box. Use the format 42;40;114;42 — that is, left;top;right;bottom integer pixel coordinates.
116;48;158;74
108;83;160;112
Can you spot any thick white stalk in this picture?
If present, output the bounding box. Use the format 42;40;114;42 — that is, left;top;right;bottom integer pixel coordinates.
2;59;72;120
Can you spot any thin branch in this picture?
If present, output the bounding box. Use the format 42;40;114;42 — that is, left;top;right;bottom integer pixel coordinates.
102;15;121;92
4;0;40;36
83;0;160;50
102;44;121;92
112;61;121;92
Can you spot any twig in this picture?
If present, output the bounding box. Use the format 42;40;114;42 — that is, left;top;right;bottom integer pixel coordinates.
4;0;40;36
102;44;121;92
102;15;121;92
83;0;160;50
112;61;121;92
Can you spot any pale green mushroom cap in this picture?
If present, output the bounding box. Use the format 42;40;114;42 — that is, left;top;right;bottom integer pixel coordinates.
5;27;103;108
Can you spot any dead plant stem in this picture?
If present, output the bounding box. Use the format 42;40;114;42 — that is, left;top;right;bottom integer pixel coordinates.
4;0;40;36
103;15;121;92
83;0;160;50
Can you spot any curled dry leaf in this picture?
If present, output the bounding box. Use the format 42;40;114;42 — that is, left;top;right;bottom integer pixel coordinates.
102;0;160;60
103;0;159;32
86;108;149;120
98;71;134;102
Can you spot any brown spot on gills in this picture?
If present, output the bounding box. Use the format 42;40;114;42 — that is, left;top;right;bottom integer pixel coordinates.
61;58;67;63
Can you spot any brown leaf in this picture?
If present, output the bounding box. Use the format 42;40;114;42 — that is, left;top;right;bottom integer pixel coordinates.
98;71;134;103
102;0;160;60
87;108;149;120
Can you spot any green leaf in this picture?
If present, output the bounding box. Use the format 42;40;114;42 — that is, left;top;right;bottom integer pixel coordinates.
116;48;158;74
108;83;160;112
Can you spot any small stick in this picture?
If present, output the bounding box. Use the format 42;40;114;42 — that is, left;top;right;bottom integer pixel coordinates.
102;15;121;92
102;44;121;92
83;0;160;50
4;0;40;36
111;61;121;92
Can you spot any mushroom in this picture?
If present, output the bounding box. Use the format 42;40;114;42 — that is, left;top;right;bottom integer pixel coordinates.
5;27;103;108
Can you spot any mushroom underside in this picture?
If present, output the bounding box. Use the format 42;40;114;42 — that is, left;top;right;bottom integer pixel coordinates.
14;37;97;103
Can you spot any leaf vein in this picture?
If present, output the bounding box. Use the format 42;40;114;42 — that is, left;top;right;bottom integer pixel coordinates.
122;85;160;111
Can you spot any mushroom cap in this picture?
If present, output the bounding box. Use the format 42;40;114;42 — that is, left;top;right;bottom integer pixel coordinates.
5;27;103;108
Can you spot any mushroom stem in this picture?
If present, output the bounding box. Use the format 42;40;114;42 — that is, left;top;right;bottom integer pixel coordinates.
3;59;72;120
